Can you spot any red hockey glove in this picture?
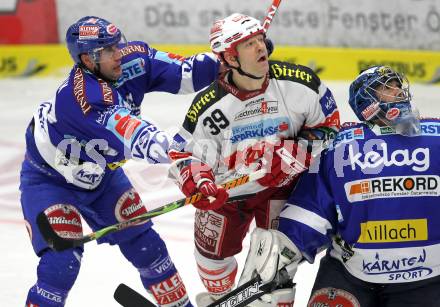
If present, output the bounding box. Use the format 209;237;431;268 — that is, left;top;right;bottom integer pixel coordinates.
179;162;228;210
257;139;312;187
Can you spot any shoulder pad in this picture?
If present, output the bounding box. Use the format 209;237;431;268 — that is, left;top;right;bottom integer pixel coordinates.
341;121;361;129
421;117;440;122
419;119;440;137
119;41;149;57
183;81;227;133
331;122;368;149
338;122;366;133
71;67;118;115
269;61;320;93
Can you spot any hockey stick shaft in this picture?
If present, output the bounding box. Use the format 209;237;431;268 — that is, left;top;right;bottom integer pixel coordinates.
262;0;283;32
37;170;265;251
113;271;290;307
207;268;292;307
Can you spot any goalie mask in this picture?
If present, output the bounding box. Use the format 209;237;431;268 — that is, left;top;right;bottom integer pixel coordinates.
348;66;421;136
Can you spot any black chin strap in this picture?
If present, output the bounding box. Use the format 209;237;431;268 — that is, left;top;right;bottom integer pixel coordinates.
235;65;264;80
93;63;116;83
222;54;264;80
78;61;116;84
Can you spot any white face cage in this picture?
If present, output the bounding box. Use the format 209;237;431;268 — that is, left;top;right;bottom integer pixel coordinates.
364;67;411;105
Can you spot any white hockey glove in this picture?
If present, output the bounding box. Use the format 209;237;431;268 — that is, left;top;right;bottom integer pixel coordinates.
238;228;302;307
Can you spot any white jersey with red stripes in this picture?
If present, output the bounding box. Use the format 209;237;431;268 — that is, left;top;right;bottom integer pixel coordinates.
170;60;340;197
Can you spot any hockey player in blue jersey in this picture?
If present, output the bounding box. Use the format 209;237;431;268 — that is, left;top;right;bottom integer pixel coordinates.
20;16;221;306
238;66;440;306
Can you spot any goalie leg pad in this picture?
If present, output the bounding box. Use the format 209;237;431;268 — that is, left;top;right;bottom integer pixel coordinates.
118;228;191;307
26;248;83;306
239;228;301;285
249;287;296;307
195;248;238;299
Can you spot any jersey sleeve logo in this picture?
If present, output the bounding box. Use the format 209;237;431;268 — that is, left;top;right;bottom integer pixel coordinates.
73;67;92;115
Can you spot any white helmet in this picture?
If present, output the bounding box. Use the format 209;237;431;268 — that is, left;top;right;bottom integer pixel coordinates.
210;13;265;56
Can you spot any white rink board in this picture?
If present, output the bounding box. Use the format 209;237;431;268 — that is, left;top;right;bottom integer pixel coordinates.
0;78;439;306
55;0;440;49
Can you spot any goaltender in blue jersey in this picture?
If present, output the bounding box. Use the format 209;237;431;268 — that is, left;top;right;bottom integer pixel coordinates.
20;16;219;307
237;66;440;307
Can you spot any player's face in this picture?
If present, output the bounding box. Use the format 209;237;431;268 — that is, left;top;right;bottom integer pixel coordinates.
95;44;123;81
236;34;269;77
375;80;405;103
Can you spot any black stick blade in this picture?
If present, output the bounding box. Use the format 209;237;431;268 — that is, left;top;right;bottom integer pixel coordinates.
114;283;156;307
36;211;77;251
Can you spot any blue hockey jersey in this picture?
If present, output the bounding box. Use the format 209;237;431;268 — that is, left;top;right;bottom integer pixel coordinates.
279;119;440;284
25;41;219;189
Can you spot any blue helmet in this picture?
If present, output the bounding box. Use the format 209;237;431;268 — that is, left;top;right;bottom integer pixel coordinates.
66;16;122;63
349;66;420;136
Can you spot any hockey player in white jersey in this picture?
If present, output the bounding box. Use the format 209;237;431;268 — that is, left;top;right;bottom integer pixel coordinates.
239;66;440;306
167;13;340;306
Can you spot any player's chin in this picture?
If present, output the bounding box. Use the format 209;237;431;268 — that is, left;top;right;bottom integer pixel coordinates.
112;67;122;79
257;58;269;73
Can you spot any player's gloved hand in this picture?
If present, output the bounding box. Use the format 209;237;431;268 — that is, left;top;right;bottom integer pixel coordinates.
257;139;312;187
179;162;228;210
265;38;274;57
